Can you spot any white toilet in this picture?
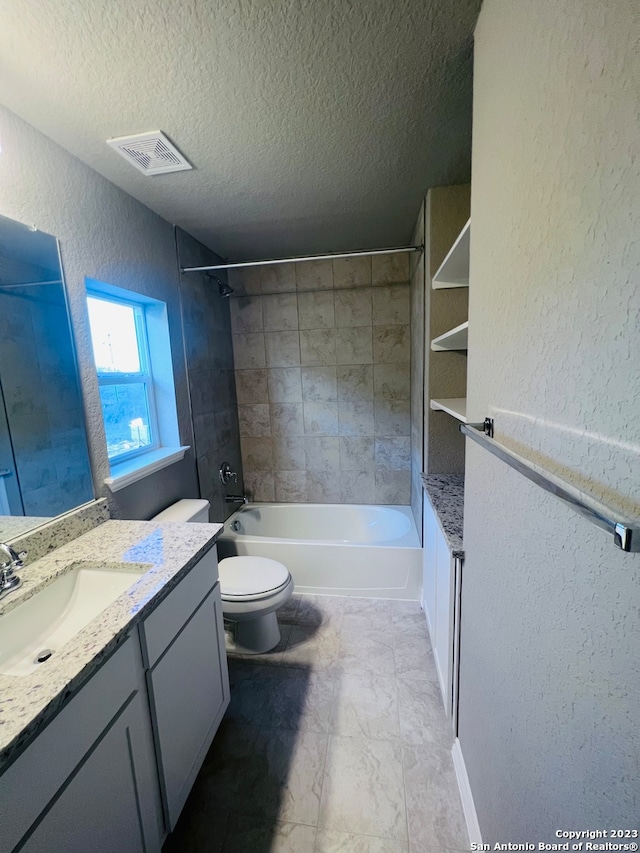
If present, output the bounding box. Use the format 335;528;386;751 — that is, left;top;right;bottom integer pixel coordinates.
151;499;294;654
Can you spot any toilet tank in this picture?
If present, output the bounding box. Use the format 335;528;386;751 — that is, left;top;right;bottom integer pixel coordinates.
151;499;210;523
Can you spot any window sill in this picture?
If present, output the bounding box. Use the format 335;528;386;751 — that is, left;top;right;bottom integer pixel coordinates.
104;446;190;492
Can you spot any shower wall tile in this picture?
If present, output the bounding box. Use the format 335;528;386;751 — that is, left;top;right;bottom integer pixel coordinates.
340;470;376;504
275;471;308;502
306;471;341;503
333;256;372;289
233;333;266;368
296;259;333;291
373;326;410;364
229;265;261;296
301;367;338;402
298;291;335;329
374;363;411;401
303;402;339;436
236;369;269;404
372;253;410;285
336;327;373;365
271;403;305;436
338;401;375;437
231;297;263;333
261;263;296;293
265;331;301;367
241;436;274;470
375;471;411;504
375;437;411;471
238;404;272;437
273;435;306;470
339;437;375;470
335;289;372;327
300;329;337;365
232;260;411;505
268;367;303;402
304;436;340;471
372;285;410;326
337;365;374;402
262;293;298;331
244;471;275;502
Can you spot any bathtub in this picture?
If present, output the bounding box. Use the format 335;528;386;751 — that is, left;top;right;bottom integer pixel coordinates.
217;503;422;600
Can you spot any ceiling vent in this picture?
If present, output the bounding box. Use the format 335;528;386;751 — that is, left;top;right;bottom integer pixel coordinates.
107;131;193;175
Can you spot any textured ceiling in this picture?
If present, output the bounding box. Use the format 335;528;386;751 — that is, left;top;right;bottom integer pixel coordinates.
0;0;481;260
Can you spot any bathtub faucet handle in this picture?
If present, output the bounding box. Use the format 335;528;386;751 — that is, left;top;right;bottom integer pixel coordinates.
219;462;238;485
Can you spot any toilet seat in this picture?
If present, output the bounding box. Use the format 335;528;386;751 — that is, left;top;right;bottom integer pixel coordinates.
218;556;291;602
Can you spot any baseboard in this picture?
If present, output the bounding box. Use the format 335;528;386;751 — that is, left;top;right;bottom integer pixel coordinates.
452;737;482;846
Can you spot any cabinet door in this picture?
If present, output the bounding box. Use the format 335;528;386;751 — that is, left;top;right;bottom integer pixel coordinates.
147;584;229;830
21;692;161;853
422;500;437;639
433;522;454;718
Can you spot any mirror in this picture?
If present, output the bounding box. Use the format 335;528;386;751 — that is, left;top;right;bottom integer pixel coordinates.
0;214;94;542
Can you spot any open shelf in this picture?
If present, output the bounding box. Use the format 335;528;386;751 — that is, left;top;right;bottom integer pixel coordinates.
431;320;468;351
430;397;467;423
432;219;470;289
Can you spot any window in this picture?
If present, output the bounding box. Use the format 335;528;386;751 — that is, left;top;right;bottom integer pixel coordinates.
87;294;158;462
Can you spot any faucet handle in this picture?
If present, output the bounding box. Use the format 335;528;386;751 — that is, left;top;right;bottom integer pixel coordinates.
0;543;26;571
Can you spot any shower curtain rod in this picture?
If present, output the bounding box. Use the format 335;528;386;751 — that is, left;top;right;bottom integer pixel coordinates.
181;244;423;273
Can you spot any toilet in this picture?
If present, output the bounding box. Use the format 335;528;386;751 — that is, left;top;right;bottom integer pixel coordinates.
151;499;294;654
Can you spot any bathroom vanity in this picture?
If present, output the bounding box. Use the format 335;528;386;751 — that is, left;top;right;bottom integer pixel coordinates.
0;518;228;853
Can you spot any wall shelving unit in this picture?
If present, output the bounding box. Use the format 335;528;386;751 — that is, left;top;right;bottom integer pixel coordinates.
429;219;470;421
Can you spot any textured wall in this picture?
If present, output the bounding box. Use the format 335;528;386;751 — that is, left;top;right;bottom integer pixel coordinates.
230;256;411;504
176;229;243;523
0;106;199;520
459;0;640;841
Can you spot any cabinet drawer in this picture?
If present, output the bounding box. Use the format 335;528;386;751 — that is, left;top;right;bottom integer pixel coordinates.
141;547;218;668
0;637;139;853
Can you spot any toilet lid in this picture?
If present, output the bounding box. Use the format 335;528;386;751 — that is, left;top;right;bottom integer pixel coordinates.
218;556;290;598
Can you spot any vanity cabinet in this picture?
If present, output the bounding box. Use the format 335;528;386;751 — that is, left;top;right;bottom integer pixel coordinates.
0;637;162;853
422;498;462;724
0;545;230;853
140;548;230;831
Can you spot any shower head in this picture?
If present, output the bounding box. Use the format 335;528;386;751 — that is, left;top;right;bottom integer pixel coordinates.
206;273;234;298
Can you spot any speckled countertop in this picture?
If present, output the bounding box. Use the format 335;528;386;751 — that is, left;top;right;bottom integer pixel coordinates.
421;474;465;558
0;519;222;772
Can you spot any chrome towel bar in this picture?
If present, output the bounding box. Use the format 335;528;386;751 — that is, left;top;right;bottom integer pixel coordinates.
460;421;640;553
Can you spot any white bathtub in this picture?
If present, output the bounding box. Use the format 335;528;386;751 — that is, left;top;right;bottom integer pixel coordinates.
217;503;422;600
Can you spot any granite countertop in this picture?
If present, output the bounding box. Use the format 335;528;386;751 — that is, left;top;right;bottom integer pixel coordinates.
421;473;465;558
0;518;222;772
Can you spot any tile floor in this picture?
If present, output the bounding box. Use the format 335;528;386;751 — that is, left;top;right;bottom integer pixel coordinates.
164;594;469;853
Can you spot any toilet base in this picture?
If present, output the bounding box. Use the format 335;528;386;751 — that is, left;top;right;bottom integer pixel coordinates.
224;610;281;655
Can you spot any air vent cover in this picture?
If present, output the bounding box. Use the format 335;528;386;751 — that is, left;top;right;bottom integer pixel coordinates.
107;131;192;175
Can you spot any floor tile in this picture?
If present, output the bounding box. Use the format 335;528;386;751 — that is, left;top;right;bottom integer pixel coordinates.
319;736;407;840
240;728;328;825
228;623;293;666
390;608;431;641
264;666;338;733
330;673;400;740
222;817;317;852
403;744;469;851
283;622;343;670
339;627;396;676
397;677;453;748
315;829;409;852
296;594;345;627
393;633;438;681
226;660;274;725
194;719;261;808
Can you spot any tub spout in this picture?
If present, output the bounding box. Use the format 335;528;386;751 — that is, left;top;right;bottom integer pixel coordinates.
225;494;248;504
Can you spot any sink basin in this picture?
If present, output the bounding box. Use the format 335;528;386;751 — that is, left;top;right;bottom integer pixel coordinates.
0;560;151;677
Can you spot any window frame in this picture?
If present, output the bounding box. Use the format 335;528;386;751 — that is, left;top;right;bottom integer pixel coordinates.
86;291;161;464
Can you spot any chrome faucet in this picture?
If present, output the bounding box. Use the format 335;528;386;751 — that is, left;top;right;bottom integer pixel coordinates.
225;495;248;504
0;543;26;601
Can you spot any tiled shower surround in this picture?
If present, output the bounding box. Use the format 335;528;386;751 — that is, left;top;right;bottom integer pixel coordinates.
230;256;411;504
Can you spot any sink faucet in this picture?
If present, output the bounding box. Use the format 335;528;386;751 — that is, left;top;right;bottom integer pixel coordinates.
225;495;248;504
0;543;26;601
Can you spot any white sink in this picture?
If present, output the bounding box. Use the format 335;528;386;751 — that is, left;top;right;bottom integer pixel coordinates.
0;561;151;677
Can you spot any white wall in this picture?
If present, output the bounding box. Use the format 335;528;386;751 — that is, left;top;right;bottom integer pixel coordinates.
459;0;639;841
0;106;199;518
